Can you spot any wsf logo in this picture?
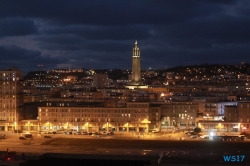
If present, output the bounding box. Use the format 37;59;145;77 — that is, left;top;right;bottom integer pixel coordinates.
223;155;245;162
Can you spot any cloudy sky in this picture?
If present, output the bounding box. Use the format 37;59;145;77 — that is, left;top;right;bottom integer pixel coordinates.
0;0;250;74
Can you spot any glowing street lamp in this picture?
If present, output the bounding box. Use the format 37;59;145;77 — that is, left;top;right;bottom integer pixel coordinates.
14;122;17;130
86;122;89;133
218;123;221;135
28;121;30;131
47;122;50;131
14;122;18;136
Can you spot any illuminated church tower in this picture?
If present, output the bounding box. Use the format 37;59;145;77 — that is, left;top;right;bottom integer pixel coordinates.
126;41;147;89
131;40;142;85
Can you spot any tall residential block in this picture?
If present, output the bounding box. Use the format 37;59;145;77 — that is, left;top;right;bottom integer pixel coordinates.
0;67;23;131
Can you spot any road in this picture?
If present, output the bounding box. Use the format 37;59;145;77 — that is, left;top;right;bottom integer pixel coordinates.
0;131;250;165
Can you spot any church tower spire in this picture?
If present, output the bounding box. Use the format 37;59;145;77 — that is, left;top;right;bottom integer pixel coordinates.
131;40;141;83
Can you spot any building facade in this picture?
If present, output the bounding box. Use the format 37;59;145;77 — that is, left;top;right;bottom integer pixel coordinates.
159;102;198;130
37;102;151;133
93;73;110;87
0;67;23;131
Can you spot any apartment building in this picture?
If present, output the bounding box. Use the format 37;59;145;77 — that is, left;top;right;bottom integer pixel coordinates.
198;102;250;133
159;102;198;130
37;102;151;133
92;73;111;87
198;101;237;119
238;102;250;123
0;67;23;131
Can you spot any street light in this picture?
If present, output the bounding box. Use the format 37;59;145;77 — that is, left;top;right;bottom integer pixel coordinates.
28;121;30;132
86;122;89;133
218;123;221;135
187;116;189;127
14;122;16;130
47;122;50;131
106;122;109;132
14;122;18;136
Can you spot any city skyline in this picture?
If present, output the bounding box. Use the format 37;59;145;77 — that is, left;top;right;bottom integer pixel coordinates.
0;1;250;74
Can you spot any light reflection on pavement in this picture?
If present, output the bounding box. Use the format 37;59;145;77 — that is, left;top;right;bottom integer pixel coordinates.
0;131;250;165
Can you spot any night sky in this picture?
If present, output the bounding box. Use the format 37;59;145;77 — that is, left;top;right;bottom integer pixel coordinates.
0;0;250;73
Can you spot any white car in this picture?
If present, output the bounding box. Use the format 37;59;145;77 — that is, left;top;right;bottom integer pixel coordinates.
151;129;159;133
190;135;198;138
91;134;99;137
200;135;210;139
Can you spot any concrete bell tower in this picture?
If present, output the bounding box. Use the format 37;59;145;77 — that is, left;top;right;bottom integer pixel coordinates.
131;40;141;84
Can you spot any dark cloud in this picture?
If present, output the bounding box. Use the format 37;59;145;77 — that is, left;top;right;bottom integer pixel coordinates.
0;17;38;37
0;0;249;74
0;45;40;60
0;0;237;26
0;45;60;73
42;25;152;41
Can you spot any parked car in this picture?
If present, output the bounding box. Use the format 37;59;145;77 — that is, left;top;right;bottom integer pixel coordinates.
0;135;5;139
150;129;159;133
44;135;52;138
108;131;114;135
19;136;26;140
187;131;196;135
91;134;99;137
200;135;210;139
82;132;88;135
24;134;32;138
190;135;198;139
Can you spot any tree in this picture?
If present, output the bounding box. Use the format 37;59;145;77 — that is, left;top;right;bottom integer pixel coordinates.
193;127;201;133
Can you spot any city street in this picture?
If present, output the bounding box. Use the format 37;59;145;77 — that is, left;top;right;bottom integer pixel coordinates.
0;130;250;165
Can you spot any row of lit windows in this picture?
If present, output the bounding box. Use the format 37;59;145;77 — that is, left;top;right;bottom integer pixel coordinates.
41;118;141;123
0;113;15;116
40;113;145;118
0;118;15;121
162;105;197;109
0;109;15;112
239;104;250;108
127;104;149;108
172;110;196;113
0;96;16;100
40;109;148;114
0;99;15;102
0;105;16;109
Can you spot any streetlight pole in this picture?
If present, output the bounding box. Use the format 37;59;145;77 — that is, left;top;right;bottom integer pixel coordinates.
28;121;30;132
16;113;19;135
48;122;50;132
14;122;18;136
